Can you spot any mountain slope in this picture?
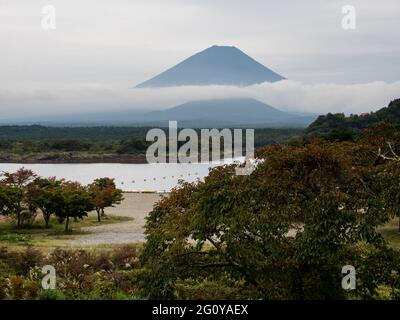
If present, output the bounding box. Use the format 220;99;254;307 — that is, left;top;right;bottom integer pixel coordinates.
136;46;285;88
137;98;315;128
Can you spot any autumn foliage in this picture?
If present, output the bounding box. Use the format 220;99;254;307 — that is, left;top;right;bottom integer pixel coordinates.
140;124;400;299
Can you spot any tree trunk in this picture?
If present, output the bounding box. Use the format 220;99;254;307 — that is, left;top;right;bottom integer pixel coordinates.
17;212;21;228
398;217;400;233
96;208;101;222
101;208;106;217
44;212;50;228
65;216;70;232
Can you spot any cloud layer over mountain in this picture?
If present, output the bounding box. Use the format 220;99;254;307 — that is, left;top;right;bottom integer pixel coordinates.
0;0;399;120
1;80;399;119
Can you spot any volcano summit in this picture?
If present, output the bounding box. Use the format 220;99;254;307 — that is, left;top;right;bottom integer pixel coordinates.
136;45;285;88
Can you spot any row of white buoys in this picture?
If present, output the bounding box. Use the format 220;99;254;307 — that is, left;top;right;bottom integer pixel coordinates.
125;173;200;184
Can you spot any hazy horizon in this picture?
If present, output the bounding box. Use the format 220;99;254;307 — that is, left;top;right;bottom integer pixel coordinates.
1;0;399;119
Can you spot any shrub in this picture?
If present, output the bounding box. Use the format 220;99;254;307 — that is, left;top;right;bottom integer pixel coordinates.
0;278;10;300
24;281;40;300
38;289;65;300
174;278;251;300
111;245;140;269
12;247;43;276
10;276;25;300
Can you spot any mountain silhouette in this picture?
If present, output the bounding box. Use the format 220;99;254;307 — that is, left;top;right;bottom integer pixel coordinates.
136;46;285;88
136;98;315;128
0;98;316;128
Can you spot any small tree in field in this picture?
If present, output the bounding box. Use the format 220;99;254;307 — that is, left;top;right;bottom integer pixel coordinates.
27;177;63;228
53;181;94;232
89;178;123;222
0;168;37;228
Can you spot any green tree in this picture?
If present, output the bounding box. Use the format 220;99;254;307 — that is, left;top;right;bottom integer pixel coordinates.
27;177;63;228
88;178;123;222
139;140;397;299
360;123;400;230
0;168;37;228
53;181;94;232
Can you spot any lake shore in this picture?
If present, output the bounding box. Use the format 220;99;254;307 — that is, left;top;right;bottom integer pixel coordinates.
0;154;147;164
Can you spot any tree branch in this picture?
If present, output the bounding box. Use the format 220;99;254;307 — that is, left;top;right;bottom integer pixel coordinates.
376;144;400;163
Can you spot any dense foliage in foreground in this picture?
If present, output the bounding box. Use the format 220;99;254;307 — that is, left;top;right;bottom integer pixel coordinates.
0;246;141;300
140;122;400;299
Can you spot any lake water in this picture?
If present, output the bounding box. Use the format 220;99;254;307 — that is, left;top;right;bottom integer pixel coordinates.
0;159;243;192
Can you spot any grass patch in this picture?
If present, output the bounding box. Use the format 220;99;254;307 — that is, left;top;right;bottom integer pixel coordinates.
0;233;32;244
378;218;400;250
0;213;133;247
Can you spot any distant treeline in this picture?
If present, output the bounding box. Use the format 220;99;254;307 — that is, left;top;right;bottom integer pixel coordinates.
0;125;302;143
0;126;303;162
0;125;150;141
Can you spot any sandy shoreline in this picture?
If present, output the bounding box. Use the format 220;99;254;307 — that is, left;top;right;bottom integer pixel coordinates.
69;192;163;246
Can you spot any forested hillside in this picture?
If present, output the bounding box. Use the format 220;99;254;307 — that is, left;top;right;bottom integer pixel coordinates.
306;99;400;140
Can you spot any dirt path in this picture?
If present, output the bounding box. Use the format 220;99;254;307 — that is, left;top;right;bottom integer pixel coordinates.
69;193;162;246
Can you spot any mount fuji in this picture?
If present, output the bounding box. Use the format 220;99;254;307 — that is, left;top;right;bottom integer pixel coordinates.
136;45;285;88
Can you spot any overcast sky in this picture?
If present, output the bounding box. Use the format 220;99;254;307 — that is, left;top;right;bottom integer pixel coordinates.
0;0;399;118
